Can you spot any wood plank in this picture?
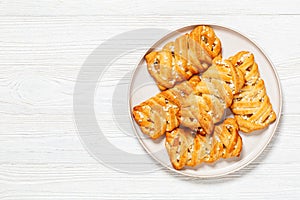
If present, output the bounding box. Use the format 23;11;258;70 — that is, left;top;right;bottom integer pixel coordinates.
0;0;299;16
0;16;299;115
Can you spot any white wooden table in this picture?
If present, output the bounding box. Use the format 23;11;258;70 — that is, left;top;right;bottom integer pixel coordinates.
1;1;299;199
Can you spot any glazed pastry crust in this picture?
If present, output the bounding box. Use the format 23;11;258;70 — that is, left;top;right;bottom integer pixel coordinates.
229;51;276;133
133;58;244;139
181;58;244;133
132;77;199;139
145;25;222;90
165;118;242;170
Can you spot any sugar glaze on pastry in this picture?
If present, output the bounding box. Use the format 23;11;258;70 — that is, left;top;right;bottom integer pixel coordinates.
145;25;222;90
229;51;276;133
133;58;244;139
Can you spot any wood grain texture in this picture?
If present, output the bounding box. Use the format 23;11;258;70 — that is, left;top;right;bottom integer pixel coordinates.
0;0;299;199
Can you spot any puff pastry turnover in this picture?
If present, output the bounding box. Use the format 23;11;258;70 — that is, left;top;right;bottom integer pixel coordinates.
229;51;276;133
132;58;244;139
165;118;242;170
145;25;222;90
132;77;196;139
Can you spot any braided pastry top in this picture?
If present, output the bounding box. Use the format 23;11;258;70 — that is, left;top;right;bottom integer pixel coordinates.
189;25;222;58
229;51;276;133
132;77;199;139
165;118;242;170
145;25;222;90
180;58;244;133
132;58;244;139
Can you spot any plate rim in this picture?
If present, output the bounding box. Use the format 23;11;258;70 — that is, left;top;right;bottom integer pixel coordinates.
128;24;283;178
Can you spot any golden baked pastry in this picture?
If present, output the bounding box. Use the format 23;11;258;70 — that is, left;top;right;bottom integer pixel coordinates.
132;76;199;139
145;25;222;90
165;118;242;170
132;58;244;139
180;58;244;133
189;25;222;59
229;51;276;133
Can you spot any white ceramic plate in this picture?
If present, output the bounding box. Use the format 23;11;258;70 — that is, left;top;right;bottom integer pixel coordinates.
129;25;282;178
